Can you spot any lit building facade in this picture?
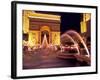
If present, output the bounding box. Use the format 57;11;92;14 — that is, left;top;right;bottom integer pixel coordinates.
23;10;61;47
80;13;91;42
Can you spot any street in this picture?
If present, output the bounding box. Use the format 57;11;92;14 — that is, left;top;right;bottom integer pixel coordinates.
23;48;89;69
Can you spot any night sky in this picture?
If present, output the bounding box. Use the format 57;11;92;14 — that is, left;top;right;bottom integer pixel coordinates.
36;11;81;34
60;13;81;34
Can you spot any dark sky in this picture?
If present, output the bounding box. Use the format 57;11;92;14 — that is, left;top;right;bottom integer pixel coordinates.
60;13;81;34
36;11;81;34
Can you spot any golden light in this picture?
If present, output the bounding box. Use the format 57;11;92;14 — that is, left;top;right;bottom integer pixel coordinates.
80;21;86;33
23;10;61;47
80;13;91;33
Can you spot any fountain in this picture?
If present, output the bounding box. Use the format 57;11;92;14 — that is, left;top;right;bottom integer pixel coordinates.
61;33;80;55
41;34;49;48
39;30;90;57
65;30;90;57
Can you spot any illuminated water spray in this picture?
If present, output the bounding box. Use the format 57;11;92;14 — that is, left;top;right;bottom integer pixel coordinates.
61;34;80;55
66;30;90;57
41;34;49;48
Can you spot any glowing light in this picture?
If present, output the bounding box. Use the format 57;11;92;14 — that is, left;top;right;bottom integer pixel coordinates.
80;21;86;33
66;30;90;57
41;34;49;48
83;13;91;21
28;32;38;47
23;10;60;47
29;11;60;20
52;32;60;45
61;33;80;55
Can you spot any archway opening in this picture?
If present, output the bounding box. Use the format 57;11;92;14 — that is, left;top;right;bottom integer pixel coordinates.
41;30;49;44
40;26;50;45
